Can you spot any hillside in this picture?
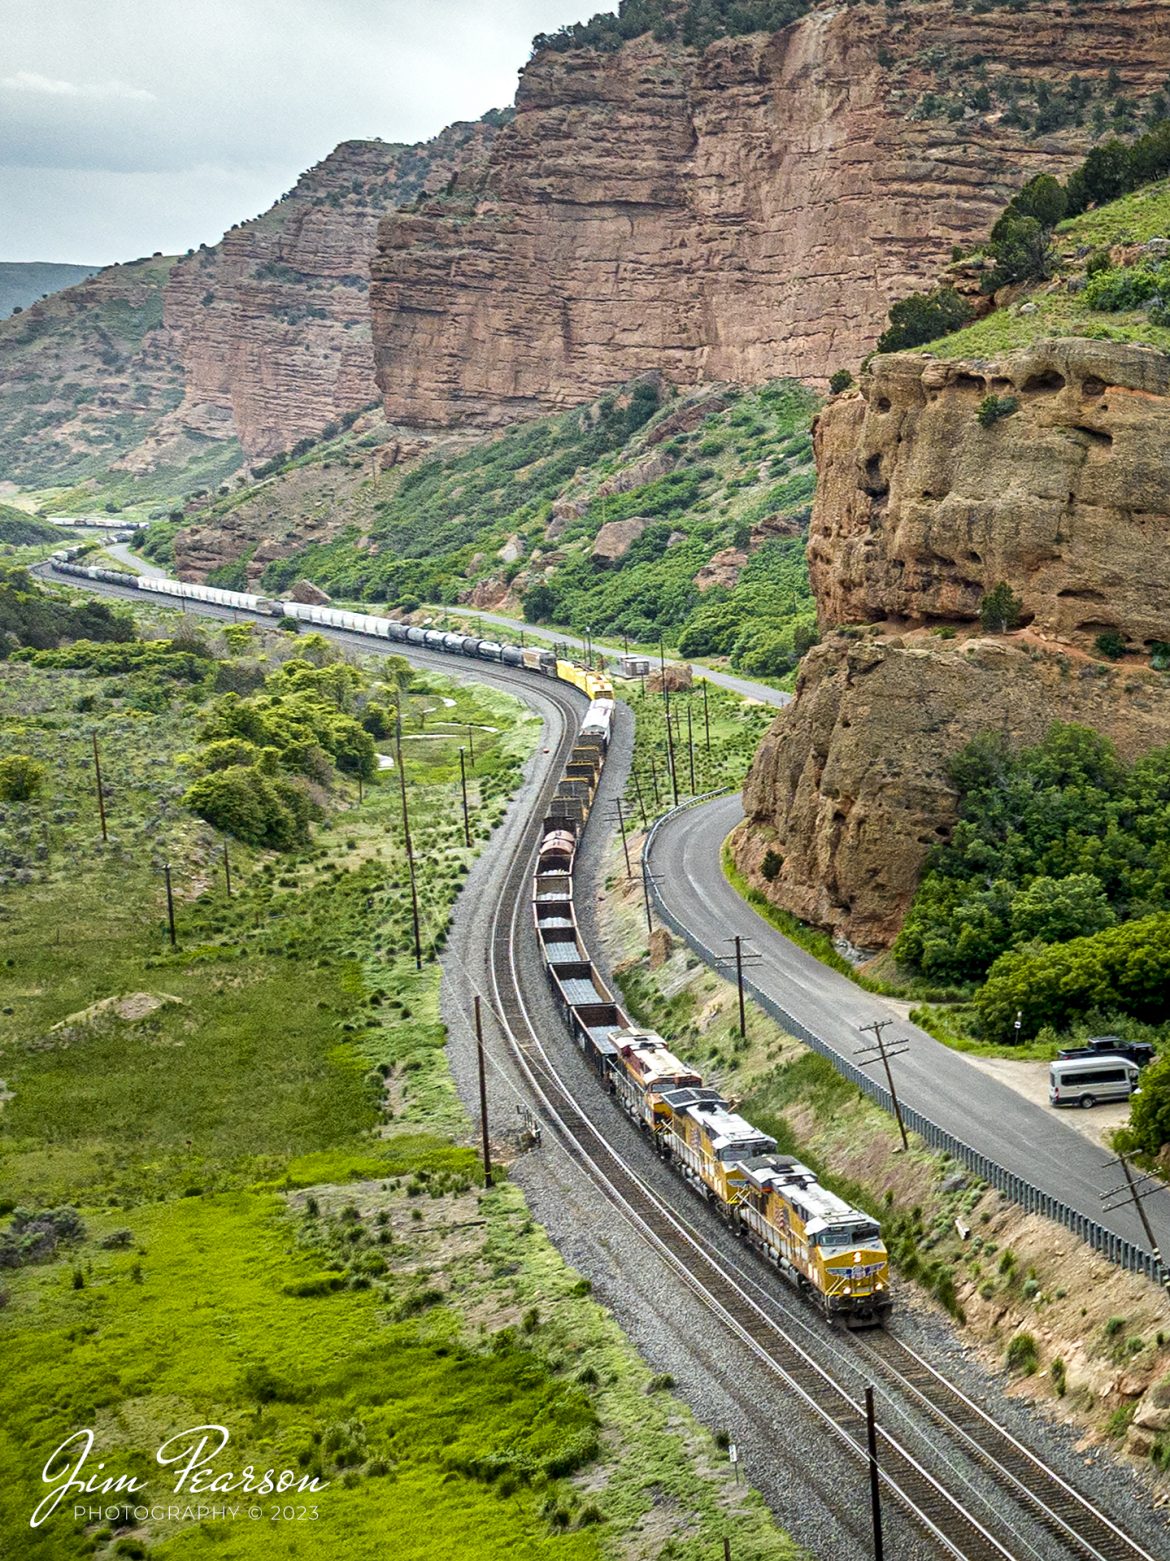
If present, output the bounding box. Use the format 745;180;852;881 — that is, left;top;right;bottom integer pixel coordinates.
737;173;1170;1022
148;377;820;676
0;262;99;320
0;122;502;509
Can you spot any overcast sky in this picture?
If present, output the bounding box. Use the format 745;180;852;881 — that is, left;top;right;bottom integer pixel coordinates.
0;0;598;264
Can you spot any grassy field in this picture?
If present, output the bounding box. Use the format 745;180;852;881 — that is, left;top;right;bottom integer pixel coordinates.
1;596;797;1559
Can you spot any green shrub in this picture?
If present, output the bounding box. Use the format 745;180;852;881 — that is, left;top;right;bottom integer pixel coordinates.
1095;629;1127;660
976;394;1019;428
1050;1357;1067;1396
978;581;1023;633
876;287;973;353
0;754;47;802
828;369;854;394
1005;1331;1038;1373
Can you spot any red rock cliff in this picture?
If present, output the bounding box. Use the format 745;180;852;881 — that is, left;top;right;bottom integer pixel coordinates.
152;123;498;462
371;0;1170;428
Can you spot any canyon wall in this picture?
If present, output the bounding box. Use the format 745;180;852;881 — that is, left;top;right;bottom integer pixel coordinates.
371;0;1170;427
144;123;499;464
809;340;1170;652
738;335;1170;948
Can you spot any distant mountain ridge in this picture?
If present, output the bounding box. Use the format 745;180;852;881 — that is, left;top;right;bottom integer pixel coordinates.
0;262;100;320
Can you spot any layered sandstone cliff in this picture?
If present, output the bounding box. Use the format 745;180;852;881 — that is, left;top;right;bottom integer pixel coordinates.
371;0;1170;427
808;341;1170;652
738;336;1170;948
144;123;498;464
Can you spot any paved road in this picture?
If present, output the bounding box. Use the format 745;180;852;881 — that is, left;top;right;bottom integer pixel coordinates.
648;793;1170;1260
104;540;167;578
444;606;792;709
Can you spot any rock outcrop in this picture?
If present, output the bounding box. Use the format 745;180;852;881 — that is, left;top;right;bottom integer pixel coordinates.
739;336;1170;947
809;341;1170;653
592;517;647;565
371;2;1170;427
739;629;1170;949
151;123;499;462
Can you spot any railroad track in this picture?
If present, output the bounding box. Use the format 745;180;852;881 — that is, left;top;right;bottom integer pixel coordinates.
478;678;1162;1561
49;569;1164;1561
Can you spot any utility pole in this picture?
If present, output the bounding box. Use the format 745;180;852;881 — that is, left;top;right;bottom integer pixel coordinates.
222;839;232;898
613;797;632;877
701;677;712;754
631;769;649;828
458;748;472;848
475;995;493;1188
163;864;177;949
647;758;662;808
1101;1152;1170;1291
467;725;475;768
357;772;363;804
637;866;659;938
857;1020;910;1152
92;731;108;842
717;936;761;1039
866;1386;884;1561
686;697;696;794
396;720;423;971
659;637;679;806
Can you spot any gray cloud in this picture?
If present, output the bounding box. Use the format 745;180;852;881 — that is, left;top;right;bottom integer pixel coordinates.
2;0;597;263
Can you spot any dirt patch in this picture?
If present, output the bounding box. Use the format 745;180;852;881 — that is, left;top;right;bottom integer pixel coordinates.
52;991;183;1029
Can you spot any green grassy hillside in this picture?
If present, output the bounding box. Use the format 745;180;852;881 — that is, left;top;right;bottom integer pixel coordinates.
0;262;100;321
922;179;1170;358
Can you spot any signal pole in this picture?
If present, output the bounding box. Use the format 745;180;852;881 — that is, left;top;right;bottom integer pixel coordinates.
163;864;177;949
658;637;679;807
475;995;493;1188
857;1020;910;1152
613;797;632;877
866;1386;884;1561
92;731;108;842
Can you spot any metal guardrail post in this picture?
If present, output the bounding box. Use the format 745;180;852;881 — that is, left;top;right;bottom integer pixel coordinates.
642;791;1163;1284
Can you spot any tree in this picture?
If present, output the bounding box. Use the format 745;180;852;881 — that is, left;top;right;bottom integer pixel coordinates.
979;582;1024;634
1009;173;1067;230
0;754;47;802
1126;1052;1170;1155
877;288;973;353
522;582;558;623
828;369;854;394
1008;873;1116;946
984;213;1055;289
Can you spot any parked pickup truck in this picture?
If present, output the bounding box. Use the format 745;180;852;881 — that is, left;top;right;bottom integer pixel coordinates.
1057;1035;1156;1069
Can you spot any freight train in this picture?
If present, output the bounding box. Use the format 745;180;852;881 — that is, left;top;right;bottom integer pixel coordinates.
532;721;893;1327
49;554;889;1322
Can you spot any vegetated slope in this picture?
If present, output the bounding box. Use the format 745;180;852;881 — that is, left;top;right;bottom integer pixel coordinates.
737;175;1170;968
0;262;99;320
0;585;795;1561
371;0;1170;427
155;378;820;675
0;254;199;491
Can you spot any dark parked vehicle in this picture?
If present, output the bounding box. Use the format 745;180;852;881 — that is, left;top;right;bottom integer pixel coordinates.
1057;1035;1156;1069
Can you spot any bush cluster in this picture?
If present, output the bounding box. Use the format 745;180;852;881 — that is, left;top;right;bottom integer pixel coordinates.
895;724;1170;993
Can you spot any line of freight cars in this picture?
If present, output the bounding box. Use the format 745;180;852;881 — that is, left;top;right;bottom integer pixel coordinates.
532;714;893;1327
50;554;889;1322
48;556;616;697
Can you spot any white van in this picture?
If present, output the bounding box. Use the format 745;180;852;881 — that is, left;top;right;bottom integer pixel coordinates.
1049;1056;1139;1109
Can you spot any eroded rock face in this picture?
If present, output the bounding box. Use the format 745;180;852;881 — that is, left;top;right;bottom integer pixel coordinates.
810;341;1170;652
592;517;647;565
372;4;1170;427
150;124;498;462
738;632;1170;948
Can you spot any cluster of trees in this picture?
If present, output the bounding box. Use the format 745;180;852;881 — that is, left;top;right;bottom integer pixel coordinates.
974;912;1170;1039
184;654;378;849
0;566;134;655
895;725;1170;992
532;0;808;55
